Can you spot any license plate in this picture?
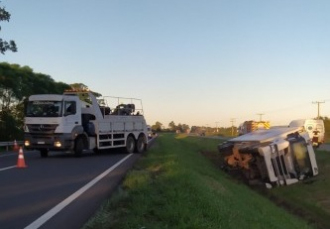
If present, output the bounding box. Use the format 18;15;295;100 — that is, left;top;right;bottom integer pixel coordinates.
37;141;45;144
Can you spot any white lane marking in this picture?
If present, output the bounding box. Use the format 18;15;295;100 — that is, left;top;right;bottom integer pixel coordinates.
0;165;16;171
24;153;133;229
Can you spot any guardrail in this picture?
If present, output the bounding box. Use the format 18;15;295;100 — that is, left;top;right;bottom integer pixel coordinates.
0;141;24;151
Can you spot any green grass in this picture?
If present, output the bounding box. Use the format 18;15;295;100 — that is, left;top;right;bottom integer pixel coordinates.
83;134;314;229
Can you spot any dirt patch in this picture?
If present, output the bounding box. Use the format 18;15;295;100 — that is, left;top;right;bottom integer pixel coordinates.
201;150;324;229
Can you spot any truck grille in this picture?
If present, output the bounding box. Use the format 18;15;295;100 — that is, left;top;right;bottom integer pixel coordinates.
27;124;58;134
271;155;288;177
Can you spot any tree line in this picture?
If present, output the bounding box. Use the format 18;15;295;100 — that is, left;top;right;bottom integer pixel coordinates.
151;121;190;133
0;62;75;141
151;117;330;139
150;120;236;137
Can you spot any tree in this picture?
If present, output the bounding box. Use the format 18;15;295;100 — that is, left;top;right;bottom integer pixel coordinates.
0;4;17;54
181;124;190;133
176;123;190;133
0;63;71;107
70;83;102;97
152;121;162;132
168;121;176;132
0;62;71;140
70;83;89;91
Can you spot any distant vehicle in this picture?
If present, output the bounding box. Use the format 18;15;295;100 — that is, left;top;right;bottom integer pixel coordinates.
289;119;325;148
218;125;318;188
238;120;270;135
24;90;149;157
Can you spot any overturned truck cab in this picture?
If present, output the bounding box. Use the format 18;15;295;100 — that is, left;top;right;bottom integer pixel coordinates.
218;127;318;188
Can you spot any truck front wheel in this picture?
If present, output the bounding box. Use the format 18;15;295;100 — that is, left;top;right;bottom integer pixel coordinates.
74;137;84;157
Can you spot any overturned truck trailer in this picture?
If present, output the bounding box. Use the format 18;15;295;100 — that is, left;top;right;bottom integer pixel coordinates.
218;127;318;188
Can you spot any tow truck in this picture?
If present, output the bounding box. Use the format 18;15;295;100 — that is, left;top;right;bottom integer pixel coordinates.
24;90;148;157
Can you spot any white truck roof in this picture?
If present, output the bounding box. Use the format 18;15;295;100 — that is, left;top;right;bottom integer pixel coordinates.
289;119;324;127
288;119;306;127
229;127;302;143
29;94;73;101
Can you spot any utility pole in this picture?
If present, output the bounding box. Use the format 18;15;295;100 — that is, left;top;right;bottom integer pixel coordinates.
256;113;264;121
230;118;236;136
312;101;325;119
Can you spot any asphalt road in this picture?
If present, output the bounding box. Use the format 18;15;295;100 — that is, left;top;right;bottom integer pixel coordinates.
0;148;141;229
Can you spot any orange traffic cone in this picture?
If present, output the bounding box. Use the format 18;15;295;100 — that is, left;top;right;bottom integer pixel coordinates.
13;139;19;151
17;147;27;168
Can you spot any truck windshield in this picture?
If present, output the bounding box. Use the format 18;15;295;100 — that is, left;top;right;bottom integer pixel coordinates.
26;101;62;117
291;140;313;177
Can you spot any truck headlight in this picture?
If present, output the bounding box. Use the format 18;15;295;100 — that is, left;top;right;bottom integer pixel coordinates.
54;141;62;147
24;141;30;147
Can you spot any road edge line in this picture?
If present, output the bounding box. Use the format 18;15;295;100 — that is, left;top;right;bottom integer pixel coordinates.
0;165;16;171
24;153;133;229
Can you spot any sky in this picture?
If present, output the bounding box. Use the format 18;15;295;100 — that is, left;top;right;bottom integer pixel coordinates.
1;0;330;128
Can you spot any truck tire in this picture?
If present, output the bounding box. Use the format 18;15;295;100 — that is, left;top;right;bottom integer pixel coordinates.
93;148;100;154
135;135;145;153
74;137;84;157
125;136;135;154
40;149;49;158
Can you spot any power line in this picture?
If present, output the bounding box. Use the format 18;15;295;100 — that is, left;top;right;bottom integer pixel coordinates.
312;101;325;119
256;113;264;121
230;118;236;136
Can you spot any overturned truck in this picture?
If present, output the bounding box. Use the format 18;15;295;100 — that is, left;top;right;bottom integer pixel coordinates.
218;127;318;188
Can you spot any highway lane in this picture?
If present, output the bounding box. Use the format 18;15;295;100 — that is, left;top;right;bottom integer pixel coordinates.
0;149;140;229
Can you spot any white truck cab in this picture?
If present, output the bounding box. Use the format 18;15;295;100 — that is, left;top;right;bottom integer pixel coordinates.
289;119;325;147
24;90;148;157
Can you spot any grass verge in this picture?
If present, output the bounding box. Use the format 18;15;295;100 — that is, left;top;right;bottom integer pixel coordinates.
83;133;314;229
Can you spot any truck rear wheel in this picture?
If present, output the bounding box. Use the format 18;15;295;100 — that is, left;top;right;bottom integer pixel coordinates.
40;149;49;158
135;135;145;153
74;137;84;157
125;136;135;154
